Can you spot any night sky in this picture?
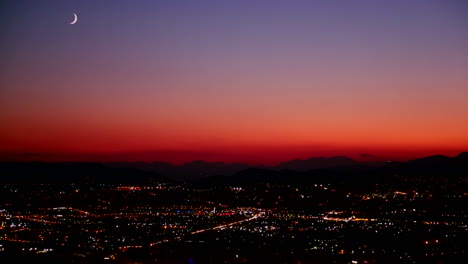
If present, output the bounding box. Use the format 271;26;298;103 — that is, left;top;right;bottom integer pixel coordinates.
1;0;467;164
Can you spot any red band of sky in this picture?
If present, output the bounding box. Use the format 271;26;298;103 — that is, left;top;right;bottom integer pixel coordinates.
1;1;467;163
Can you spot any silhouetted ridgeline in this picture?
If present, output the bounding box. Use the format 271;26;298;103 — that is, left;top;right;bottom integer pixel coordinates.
103;156;383;181
0;152;467;184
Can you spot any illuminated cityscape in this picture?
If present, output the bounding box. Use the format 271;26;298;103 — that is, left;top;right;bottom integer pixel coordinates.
1;154;468;263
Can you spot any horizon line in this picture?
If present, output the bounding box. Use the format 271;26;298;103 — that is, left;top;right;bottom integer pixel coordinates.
0;151;466;166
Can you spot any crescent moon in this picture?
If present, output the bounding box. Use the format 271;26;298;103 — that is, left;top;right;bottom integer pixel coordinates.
70;13;78;24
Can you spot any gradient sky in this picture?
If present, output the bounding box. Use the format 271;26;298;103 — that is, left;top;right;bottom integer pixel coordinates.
1;0;467;164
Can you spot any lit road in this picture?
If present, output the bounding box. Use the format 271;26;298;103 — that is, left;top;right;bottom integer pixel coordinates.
149;210;265;247
190;211;265;235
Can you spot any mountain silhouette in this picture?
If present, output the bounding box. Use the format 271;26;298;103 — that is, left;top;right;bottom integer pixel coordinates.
456;152;468;160
104;156;361;180
1;152;467;183
378;153;468;177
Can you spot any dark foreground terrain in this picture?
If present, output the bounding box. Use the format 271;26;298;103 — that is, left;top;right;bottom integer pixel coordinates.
1;153;468;263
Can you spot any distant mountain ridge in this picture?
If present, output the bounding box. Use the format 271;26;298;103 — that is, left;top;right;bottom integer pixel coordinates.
103;152;468;181
1;152;467;183
104;155;368;181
